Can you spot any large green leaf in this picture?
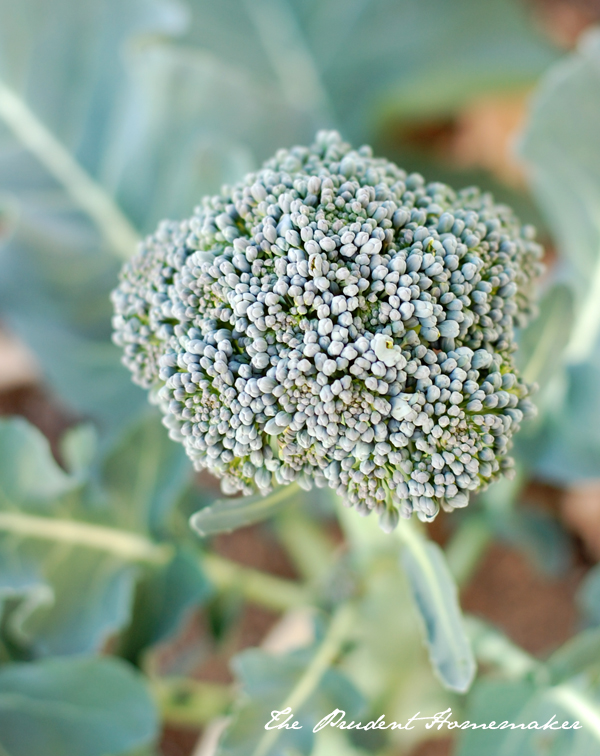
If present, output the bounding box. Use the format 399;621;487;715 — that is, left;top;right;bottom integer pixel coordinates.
0;0;556;443
457;621;600;756
527;350;600;482
101;409;192;536
519;30;600;292
0;417;77;503
118;546;212;664
0;0;185;440
518;29;600;482
0;656;158;756
0;414;197;657
0;417;136;656
181;0;556;134
546;627;600;684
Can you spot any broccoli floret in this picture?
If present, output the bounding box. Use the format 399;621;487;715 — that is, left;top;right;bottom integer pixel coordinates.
111;131;543;530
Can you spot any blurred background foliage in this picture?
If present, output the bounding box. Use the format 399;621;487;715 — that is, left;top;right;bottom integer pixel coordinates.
1;1;600;755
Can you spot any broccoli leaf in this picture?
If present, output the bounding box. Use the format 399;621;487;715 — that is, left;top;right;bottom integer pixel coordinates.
518;29;600;482
0;656;158;756
399;523;476;693
0;0;557;443
190;484;300;537
117;546;212;665
0;413;205;657
217;616;365;756
456;677;600;756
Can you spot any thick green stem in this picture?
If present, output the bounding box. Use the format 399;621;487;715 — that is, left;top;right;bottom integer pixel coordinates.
202;552;311;612
275;510;337;583
0;511;171;564
0;77;140;260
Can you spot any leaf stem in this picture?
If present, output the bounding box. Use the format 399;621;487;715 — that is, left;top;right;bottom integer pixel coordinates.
0;511;171;564
564;241;600;364
0;77;140;260
550;685;600;736
252;601;355;756
150;677;232;727
445;515;492;588
397;518;476;693
465;615;539;679
202;552;311;613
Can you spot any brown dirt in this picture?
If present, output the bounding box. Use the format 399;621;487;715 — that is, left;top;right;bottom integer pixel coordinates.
0;383;79;462
462;540;587;656
160;726;201;756
212;523;299;580
531;0;600;47
407;738;453;756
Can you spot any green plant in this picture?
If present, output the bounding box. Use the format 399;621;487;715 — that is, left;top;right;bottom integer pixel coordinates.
112;131;542;530
1;2;600;756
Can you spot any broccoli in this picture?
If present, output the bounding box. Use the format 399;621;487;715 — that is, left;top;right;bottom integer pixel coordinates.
112;131;543;530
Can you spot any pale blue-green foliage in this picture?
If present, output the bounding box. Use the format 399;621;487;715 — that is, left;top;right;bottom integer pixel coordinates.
0;0;556;443
455;621;600;756
118;547;212;665
0;418;135;657
457;677;600;756
0;413;208;658
220;630;366;756
0;417;77;502
457;679;598;756
180;0;557;132
578;563;600;628
0;3;595;754
518;29;600;482
0;656;158;756
401;534;475;692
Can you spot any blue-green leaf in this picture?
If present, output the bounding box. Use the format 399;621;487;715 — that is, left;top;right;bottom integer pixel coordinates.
518;29;600;483
0;548;138;657
399;523;476;693
578;562;600;627
102;410;192;536
546;627;600;684
218;618;365;756
517;282;575;389
456;677;600;756
0;417;77;503
0;656;158;756
190;484;299;537
118;546;212;663
0;415;178;656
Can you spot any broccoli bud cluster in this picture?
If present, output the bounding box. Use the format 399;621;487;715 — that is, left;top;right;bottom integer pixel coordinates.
112;131;542;529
